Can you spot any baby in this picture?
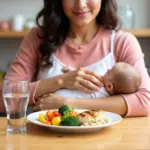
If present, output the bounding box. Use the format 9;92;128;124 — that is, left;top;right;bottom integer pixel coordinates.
103;62;141;95
55;62;141;98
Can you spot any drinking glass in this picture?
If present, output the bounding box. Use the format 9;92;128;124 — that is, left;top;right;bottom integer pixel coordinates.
3;80;30;134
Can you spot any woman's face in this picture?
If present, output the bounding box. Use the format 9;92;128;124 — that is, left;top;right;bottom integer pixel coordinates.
62;0;102;27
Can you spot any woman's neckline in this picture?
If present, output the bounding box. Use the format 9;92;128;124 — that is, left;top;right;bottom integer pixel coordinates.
64;26;104;50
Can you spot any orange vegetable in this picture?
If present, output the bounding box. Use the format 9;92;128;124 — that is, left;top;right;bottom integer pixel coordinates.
53;110;61;117
46;110;54;121
46;110;61;121
69;111;78;116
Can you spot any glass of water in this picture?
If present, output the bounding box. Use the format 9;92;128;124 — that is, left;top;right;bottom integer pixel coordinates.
3;80;30;134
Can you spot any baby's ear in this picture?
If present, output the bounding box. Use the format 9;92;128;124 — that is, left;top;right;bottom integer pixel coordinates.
62;66;72;73
62;66;70;73
106;83;114;92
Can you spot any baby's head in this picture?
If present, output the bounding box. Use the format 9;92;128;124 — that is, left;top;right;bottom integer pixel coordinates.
103;62;141;95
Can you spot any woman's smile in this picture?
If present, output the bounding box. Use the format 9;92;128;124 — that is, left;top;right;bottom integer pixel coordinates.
62;0;102;27
73;10;91;18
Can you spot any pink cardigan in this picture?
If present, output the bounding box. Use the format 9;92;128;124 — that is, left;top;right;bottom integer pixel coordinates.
1;27;150;117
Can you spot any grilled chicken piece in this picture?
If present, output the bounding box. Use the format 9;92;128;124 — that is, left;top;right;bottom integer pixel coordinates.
77;110;108;125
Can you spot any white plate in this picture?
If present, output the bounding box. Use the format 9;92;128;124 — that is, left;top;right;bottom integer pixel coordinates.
27;109;122;133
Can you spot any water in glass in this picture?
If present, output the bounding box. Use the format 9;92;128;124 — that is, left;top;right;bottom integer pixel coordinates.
3;80;29;134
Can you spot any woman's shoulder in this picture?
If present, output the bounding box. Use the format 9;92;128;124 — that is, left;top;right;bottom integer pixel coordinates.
112;29;140;52
114;29;142;62
19;27;43;58
26;27;42;40
98;27;137;44
115;29;138;44
101;27;137;41
23;27;43;49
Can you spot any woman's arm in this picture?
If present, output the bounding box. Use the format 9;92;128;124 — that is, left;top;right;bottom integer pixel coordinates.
68;95;127;116
115;31;150;117
65;95;128;116
33;93;127;116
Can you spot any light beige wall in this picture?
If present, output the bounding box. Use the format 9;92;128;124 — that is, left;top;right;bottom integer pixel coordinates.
0;0;150;74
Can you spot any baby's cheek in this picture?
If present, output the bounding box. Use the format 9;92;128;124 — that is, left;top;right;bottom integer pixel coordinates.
103;75;108;85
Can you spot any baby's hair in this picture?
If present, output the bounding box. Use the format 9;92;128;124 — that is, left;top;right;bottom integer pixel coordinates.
112;62;141;94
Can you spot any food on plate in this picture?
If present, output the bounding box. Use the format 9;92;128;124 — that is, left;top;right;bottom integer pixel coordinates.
58;105;70;115
78;110;109;126
38;110;62;125
51;116;61;126
38;114;51;124
61;116;79;126
38;105;109;126
38;105;79;126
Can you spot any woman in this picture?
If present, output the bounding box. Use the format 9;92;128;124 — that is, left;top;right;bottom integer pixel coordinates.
1;0;150;117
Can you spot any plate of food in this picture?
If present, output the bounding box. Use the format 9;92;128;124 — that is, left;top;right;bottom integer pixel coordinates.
27;105;122;133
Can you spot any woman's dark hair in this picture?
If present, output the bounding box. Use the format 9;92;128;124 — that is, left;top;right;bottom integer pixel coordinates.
36;0;120;68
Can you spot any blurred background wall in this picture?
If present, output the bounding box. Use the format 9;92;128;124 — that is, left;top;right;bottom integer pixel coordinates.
0;0;42;20
0;0;149;74
118;0;150;28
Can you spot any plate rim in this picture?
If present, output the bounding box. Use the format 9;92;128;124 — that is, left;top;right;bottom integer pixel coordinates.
27;109;122;129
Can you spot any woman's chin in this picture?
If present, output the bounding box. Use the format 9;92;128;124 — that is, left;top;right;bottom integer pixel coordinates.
73;21;92;28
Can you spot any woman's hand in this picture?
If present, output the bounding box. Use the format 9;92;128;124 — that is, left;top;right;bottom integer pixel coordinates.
60;67;103;93
33;93;67;111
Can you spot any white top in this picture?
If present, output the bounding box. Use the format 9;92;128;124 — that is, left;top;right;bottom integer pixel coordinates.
37;31;116;99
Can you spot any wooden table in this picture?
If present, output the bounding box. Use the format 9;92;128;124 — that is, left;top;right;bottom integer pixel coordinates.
0;117;150;150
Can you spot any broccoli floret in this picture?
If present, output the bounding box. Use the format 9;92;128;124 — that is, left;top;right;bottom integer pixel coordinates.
61;116;79;126
58;105;70;115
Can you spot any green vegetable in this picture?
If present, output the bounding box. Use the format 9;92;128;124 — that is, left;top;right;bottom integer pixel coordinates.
58;105;70;115
61;116;79;126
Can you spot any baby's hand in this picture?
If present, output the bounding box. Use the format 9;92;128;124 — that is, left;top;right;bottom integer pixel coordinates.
62;66;74;73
